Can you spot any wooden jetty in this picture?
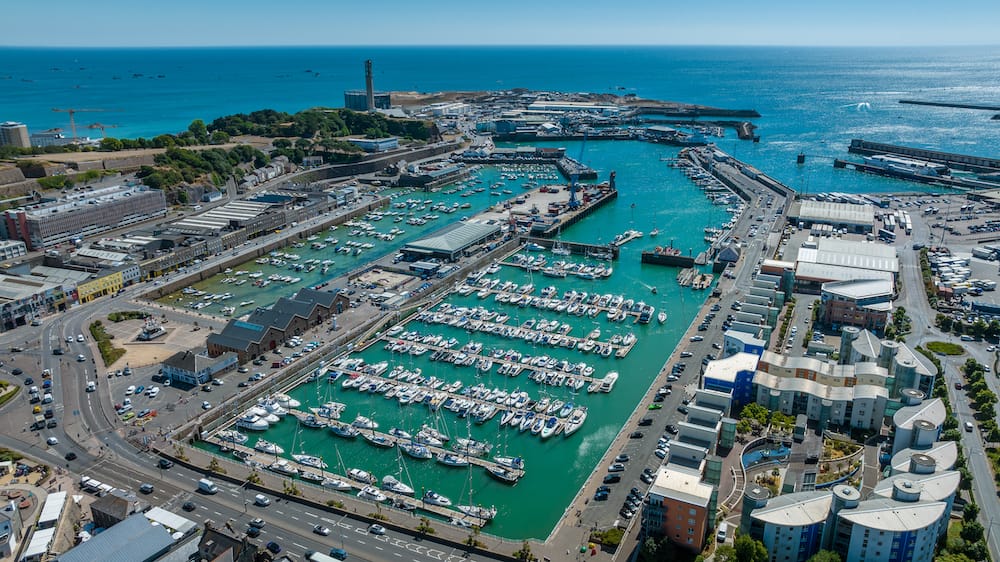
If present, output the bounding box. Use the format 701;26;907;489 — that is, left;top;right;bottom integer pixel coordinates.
519;236;619;260
202;435;491;527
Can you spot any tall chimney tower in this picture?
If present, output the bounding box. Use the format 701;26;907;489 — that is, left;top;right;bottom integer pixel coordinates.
365;59;375;112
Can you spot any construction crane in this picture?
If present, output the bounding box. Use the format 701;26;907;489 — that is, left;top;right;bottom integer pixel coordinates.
87;123;118;138
51;108;107;141
568;131;588;209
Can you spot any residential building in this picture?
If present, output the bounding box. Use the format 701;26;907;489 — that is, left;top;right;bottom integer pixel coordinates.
839;327;936;398
0;240;27;261
3;185;167;250
0;121;29;148
162;348;238;386
642;465;715;552
890;441;958;476
702;352;759;409
198;520;261;562
90;494;133;528
723;329;767;358
890;390;946;456
748;484;948;562
753;350;890;431
820;278;894;334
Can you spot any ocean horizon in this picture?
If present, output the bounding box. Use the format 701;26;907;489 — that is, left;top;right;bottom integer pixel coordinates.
2;45;999;193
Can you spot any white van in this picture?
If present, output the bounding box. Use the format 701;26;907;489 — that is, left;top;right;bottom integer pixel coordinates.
198;478;218;494
716;522;729;543
86;381;96;392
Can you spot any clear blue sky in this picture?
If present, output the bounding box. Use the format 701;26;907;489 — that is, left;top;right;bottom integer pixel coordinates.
5;0;999;47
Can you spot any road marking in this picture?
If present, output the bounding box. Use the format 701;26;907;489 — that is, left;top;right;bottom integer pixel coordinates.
305;511;317;518
393;554;402;558
375;546;384;551
290;515;299;520
293;542;307;550
275;509;285;515
213;511;222;516
357;539;366;545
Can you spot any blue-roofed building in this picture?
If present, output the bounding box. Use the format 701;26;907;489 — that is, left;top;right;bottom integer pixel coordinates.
207;287;349;362
53;513;173;562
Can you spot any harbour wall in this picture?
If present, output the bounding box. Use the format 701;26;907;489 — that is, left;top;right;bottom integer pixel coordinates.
847;139;1000;174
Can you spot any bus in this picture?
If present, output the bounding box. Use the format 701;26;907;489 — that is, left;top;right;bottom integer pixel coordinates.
877;228;896;243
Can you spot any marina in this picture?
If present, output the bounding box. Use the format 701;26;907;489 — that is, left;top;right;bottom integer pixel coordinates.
190;139;734;539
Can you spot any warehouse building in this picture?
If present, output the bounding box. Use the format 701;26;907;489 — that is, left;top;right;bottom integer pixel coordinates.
401;221;502;262
787;200;876;234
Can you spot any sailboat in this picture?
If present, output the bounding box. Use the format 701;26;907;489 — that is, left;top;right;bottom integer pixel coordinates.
382;474;415;496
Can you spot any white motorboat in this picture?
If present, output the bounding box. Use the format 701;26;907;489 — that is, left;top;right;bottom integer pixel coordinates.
382;475;415;496
292;454;328;469
494;456;525;470
322;478;353;491
352;415;379;430
236;414;269;431
268;460;299;476
563;407;588;437
348;468;376;484
217;429;249;444
273;393;301;409
436;452;469;467
357;486;388;502
422;490;452;507
399;441;433;459
457;504;498;520
657;311;667;324
254;439;284;455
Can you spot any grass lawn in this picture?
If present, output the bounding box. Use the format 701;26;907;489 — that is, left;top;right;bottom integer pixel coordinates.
926;341;966;355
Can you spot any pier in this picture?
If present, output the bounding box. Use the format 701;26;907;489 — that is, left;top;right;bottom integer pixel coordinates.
204;433;493;527
526;179;619;238
899;99;1000;112
518;236;619;260
610;229;643;248
641;247;696;268
833;159;998;190
847;138;1000;174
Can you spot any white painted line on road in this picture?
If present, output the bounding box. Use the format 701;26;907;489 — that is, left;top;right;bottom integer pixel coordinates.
275;509;285;515
305;511;317;518
357;540;366;545
290;515;299;520
293;542;307;550
376;546;384;551
213;511;222;517
393;554;402;558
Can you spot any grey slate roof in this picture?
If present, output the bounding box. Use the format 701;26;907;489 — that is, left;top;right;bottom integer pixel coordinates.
54;513;173;562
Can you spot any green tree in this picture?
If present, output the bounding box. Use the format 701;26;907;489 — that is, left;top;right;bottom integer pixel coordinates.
513;541;536;562
963;502;980;523
988;319;1000;340
805;551;841;562
960;521;985;543
188;119;209;143
934;554;974;562
936;313;953;332
734;534;768;562
714;544;738;562
740;403;770;427
736;418;752;434
210;130;230;144
964;540;989;561
971;319;988;340
100;137;124;151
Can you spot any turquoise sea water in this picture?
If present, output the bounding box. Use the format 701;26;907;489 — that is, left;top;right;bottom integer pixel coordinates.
6;46;998;538
3;46;999;194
